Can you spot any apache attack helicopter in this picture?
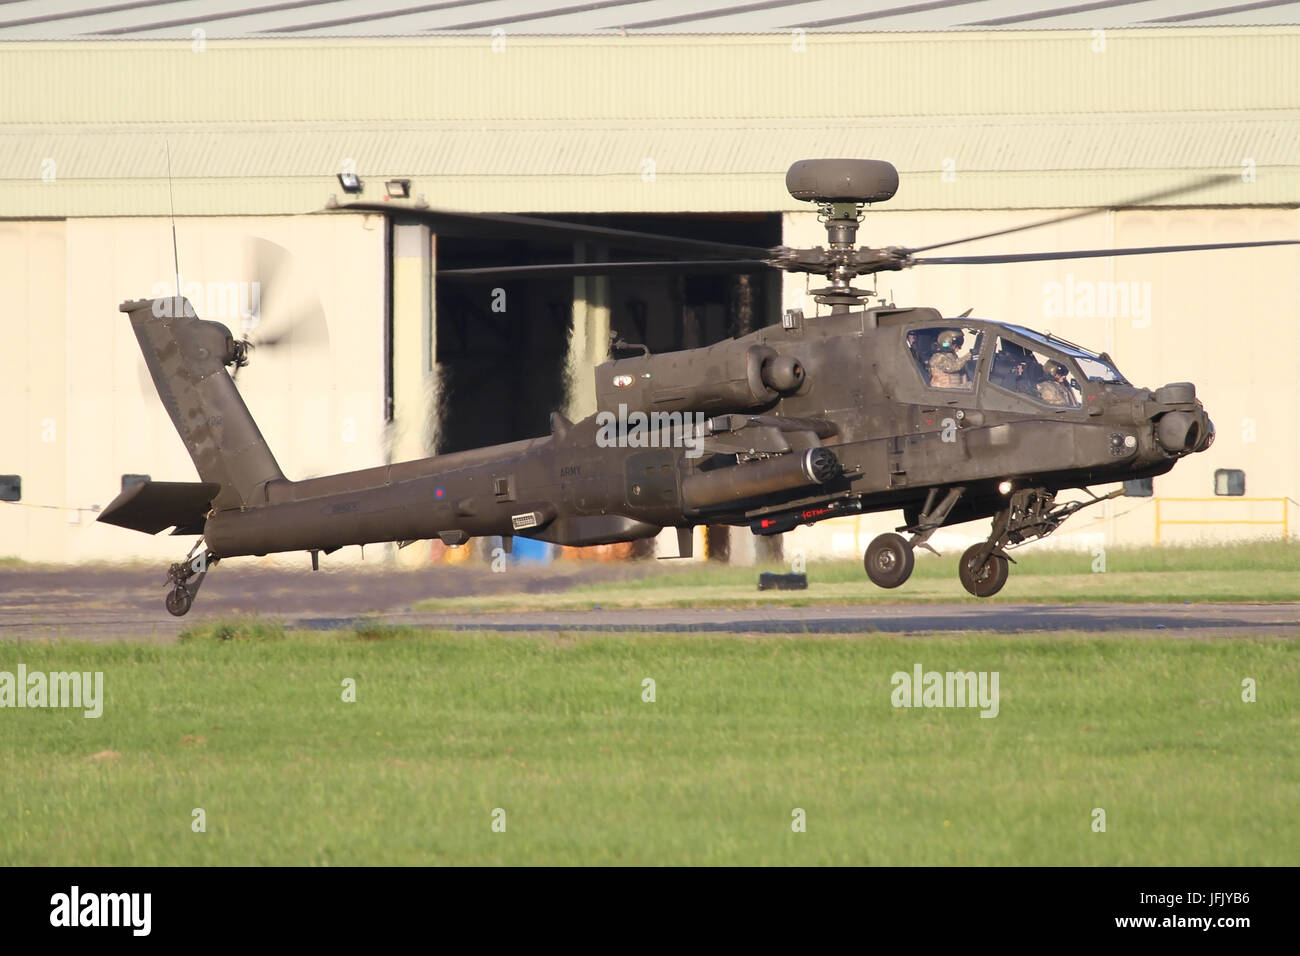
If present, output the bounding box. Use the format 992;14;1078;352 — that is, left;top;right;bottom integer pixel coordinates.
100;159;1297;614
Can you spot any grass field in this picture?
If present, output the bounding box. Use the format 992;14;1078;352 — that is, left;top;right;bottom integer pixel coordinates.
3;621;1297;865
415;540;1300;611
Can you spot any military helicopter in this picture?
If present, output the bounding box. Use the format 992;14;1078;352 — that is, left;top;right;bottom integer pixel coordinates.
100;159;1297;614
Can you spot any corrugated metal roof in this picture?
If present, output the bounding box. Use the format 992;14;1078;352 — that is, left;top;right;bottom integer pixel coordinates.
1;30;1297;216
2;30;1298;123
0;0;1298;39
4;114;1298;180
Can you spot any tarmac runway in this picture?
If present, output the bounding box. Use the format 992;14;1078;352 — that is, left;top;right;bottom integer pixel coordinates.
1;564;1297;641
358;602;1300;636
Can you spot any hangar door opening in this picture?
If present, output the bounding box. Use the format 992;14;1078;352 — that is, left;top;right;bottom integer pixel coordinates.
433;212;783;455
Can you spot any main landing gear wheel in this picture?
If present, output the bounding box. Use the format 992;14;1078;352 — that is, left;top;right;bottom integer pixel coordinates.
165;586;193;617
864;532;915;589
959;544;1009;598
163;544;217;616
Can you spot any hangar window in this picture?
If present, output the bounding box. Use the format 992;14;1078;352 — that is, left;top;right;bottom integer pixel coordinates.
988;337;1082;409
1214;469;1245;496
0;475;20;502
907;326;981;391
122;474;150;492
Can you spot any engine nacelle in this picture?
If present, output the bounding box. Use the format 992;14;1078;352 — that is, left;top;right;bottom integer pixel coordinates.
595;340;806;416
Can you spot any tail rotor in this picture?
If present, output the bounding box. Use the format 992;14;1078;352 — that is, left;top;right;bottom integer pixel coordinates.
232;238;330;384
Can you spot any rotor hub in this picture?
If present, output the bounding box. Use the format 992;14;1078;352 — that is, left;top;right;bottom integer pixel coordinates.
787;162;902;312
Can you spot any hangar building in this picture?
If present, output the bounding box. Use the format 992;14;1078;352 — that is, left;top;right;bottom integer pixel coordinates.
1;1;1297;566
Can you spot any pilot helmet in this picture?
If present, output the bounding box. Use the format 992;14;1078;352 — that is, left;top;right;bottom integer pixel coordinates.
936;330;963;351
1044;359;1068;379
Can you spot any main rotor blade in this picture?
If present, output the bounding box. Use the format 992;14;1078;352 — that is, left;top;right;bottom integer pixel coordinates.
438;259;772;281
338;202;773;260
903;174;1237;255
912;238;1300;266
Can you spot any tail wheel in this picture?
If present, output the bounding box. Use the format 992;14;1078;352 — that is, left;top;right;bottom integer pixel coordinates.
958;544;1009;597
165;586;193;617
864;533;915;589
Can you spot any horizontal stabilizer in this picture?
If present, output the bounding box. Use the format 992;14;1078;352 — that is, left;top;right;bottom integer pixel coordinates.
97;481;221;535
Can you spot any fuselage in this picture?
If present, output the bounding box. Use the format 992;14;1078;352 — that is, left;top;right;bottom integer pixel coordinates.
200;305;1212;558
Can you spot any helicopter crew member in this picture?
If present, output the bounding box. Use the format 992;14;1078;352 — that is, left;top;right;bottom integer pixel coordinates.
928;330;968;388
1036;360;1078;407
991;341;1029;390
1014;358;1041;395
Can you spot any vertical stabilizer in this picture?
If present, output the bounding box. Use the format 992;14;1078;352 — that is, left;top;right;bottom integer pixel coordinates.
121;296;284;511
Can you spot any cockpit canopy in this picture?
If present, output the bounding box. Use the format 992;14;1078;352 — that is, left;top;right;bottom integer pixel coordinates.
996;323;1128;384
903;319;1127;409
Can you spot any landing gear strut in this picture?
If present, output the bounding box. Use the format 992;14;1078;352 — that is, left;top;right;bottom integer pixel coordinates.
165;542;218;617
957;487;1123;598
863;484;1123;597
864;486;966;590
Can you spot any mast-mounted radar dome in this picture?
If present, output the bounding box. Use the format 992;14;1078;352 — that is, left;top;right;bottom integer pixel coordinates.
786;159;899;205
785;158;899;204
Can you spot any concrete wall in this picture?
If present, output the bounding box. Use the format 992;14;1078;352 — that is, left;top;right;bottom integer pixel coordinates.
0;220;68;563
0;213;386;563
388;220;438;567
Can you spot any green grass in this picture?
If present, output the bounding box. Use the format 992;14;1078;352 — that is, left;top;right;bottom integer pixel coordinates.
177;618;288;643
3;624;1297;865
415;540;1300;611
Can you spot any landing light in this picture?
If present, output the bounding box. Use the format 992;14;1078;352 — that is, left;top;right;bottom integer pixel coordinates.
998;480;1013;495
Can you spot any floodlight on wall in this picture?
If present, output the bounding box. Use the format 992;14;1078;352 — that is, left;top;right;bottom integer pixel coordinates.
385;178;411;199
337;171;363;194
